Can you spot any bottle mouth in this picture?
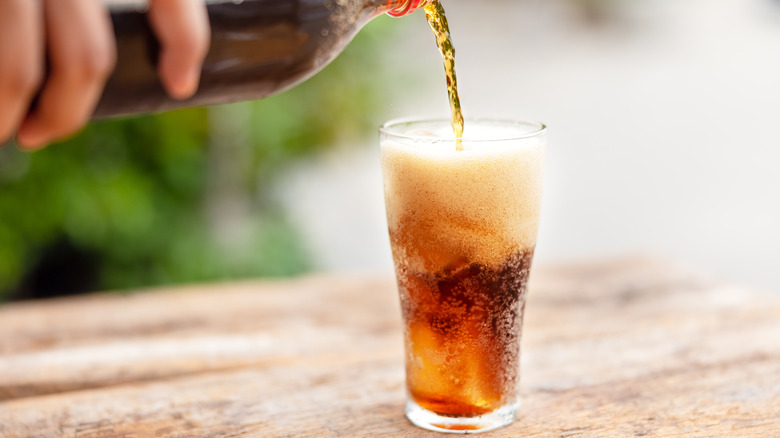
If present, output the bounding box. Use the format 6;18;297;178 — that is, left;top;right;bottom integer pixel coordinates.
387;0;423;17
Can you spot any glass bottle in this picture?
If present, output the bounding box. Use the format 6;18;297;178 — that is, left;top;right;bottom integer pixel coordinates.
95;0;428;118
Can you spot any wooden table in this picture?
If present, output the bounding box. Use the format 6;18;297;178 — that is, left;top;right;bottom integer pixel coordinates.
0;256;778;437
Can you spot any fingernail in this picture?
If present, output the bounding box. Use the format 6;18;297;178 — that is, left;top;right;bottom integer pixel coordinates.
172;68;200;100
15;130;46;151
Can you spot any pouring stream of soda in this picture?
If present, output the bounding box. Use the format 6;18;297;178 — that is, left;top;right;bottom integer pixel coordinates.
424;1;464;151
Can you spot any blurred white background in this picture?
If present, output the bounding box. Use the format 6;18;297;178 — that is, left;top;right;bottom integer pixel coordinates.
277;0;780;294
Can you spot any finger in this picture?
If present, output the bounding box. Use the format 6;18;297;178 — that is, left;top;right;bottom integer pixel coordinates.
148;0;210;99
0;0;44;144
16;0;116;149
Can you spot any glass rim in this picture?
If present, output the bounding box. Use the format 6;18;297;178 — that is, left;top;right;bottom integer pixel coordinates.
380;117;547;143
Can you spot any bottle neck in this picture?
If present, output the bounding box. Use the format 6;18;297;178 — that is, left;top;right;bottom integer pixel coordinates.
386;0;428;17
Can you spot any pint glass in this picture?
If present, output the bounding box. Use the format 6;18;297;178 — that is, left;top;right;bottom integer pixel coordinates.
380;118;546;433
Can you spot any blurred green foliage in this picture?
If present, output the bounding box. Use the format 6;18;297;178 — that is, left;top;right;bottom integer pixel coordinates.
0;16;404;301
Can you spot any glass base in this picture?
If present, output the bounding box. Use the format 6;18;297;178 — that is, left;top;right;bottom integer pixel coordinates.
405;399;518;434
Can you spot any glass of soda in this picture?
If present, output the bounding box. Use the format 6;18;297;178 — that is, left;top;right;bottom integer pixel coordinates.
380;117;546;433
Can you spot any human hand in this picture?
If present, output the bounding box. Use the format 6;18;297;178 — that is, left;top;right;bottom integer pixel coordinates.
0;0;210;150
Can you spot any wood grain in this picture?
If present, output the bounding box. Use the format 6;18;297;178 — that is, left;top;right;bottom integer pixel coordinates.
0;255;778;437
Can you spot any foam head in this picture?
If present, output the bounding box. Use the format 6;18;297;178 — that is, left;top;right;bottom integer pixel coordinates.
380;119;546;273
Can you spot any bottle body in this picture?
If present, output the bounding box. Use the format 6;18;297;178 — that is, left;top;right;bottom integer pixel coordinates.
96;0;420;118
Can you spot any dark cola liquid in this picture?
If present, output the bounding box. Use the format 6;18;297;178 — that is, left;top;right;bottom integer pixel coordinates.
94;0;392;118
396;249;534;417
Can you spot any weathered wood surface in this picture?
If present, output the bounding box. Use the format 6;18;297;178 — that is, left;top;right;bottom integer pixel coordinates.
0;256;778;437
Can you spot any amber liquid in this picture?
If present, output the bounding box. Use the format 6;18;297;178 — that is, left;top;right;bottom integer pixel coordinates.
424;1;464;151
396;248;534;416
398;2;526;417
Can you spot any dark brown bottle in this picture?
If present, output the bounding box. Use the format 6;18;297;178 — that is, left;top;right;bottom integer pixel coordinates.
94;0;427;118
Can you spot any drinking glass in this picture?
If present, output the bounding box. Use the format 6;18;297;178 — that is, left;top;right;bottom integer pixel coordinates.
380;117;546;433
